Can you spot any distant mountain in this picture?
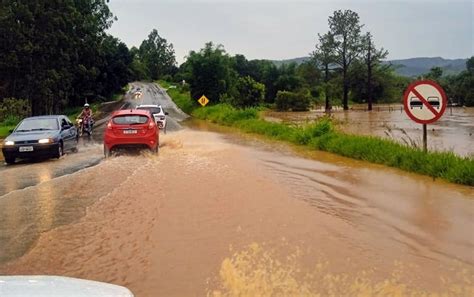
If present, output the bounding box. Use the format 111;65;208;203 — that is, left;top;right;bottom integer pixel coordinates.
271;57;309;67
270;56;468;77
383;57;468;77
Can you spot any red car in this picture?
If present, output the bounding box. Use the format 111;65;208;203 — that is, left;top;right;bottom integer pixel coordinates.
104;109;159;157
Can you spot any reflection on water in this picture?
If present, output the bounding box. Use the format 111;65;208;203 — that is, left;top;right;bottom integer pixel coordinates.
264;106;474;156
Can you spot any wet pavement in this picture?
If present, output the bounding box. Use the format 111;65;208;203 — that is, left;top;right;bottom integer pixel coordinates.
0;85;473;296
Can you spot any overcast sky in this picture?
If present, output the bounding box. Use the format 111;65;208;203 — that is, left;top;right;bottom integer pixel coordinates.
107;0;473;64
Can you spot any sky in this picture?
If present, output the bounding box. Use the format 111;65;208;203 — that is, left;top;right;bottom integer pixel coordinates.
107;0;473;64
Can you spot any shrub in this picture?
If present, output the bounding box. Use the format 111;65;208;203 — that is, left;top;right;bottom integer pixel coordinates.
275;91;310;111
0;98;31;122
233;76;265;108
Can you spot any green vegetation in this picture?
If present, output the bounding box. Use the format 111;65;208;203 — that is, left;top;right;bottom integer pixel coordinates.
191;104;473;186
275;91;311;111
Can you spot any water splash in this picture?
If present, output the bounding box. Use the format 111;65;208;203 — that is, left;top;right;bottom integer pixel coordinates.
209;243;474;297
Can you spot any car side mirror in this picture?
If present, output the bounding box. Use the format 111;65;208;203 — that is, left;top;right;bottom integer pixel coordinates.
62;124;71;130
165;112;169;115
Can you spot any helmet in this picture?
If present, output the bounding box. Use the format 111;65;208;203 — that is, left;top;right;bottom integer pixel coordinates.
84;103;90;108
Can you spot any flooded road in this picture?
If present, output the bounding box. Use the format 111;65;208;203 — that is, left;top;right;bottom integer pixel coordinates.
0;85;473;296
265;106;474;157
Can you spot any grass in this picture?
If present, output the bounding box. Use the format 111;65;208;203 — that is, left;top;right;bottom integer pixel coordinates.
158;80;197;114
0;126;15;138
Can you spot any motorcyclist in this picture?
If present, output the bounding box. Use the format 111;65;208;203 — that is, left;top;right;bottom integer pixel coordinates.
77;103;94;133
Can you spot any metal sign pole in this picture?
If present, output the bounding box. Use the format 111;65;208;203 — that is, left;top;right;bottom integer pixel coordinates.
423;124;427;152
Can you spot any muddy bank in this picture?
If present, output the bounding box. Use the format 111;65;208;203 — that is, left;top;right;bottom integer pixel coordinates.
1;129;473;296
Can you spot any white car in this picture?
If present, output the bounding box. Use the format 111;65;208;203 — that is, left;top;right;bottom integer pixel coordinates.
136;104;168;133
0;276;134;297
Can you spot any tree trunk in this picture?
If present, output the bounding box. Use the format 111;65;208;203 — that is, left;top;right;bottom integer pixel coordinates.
367;38;373;111
325;63;330;112
343;65;349;110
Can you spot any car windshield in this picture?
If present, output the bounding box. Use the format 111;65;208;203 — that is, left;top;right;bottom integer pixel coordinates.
138;107;161;114
112;115;149;125
15;118;58;132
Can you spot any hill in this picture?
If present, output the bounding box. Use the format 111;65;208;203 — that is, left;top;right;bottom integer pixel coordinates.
270;57;468;77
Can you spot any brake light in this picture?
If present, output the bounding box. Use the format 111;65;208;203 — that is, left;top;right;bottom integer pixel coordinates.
148;121;155;130
107;121;113;129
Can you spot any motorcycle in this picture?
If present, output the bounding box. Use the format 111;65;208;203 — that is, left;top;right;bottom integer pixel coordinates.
76;117;93;137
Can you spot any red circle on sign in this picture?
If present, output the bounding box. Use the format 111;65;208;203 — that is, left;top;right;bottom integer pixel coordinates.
403;80;447;124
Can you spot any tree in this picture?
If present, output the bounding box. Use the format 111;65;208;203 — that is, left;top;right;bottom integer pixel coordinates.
425;66;443;81
328;10;363;110
138;29;176;80
0;0;123;115
361;32;388;110
312;32;336;111
234;76;265;107
183;42;237;103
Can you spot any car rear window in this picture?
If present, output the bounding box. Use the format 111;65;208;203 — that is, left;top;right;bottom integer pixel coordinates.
137;107;161;114
112;115;149;125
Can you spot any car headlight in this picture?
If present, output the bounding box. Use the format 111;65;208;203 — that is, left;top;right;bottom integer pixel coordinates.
38;138;52;144
4;140;14;146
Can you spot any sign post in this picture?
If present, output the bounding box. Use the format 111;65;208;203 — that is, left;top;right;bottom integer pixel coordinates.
403;80;447;152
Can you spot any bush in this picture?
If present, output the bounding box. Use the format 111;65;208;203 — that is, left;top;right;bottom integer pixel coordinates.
0;98;31;122
161;74;173;82
275;91;310;111
233;76;265;108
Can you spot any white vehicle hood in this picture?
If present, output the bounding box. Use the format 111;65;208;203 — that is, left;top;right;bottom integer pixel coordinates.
0;276;134;297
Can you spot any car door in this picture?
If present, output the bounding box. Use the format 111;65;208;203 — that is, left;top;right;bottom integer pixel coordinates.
66;118;78;148
60;117;74;150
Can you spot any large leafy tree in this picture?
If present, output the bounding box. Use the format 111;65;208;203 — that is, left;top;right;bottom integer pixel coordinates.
328;10;363;110
138;29;176;80
0;0;129;115
183;42;238;103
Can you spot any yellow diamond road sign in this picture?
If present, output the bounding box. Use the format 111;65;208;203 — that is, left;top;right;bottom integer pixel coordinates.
198;95;209;107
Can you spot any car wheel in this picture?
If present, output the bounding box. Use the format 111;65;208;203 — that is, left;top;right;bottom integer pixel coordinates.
5;156;15;165
54;143;63;159
104;145;110;158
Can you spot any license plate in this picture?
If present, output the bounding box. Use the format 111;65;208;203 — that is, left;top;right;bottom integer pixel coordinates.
123;129;137;134
19;146;34;152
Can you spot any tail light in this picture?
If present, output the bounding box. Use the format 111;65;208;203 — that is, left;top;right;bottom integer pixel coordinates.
148;120;155;130
107;121;113;129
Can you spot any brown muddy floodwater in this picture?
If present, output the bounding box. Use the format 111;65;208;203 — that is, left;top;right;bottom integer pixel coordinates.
265;106;474;157
0;127;473;296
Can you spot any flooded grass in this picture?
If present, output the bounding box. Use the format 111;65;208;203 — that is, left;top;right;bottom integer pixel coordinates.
192;104;474;186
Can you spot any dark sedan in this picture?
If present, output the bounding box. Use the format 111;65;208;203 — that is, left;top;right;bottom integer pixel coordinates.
2;115;78;164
